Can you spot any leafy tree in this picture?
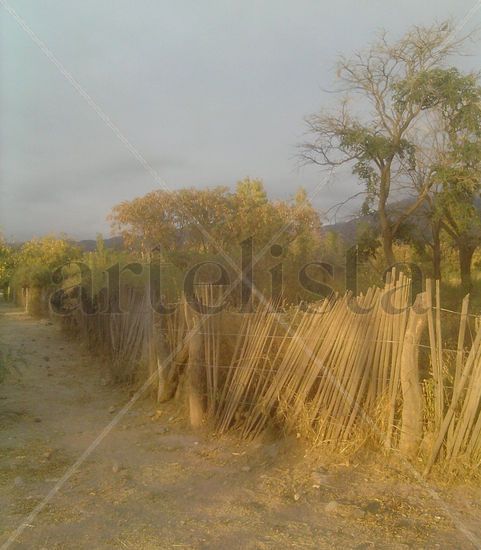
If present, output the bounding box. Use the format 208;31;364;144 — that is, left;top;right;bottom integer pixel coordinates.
230;178;272;244
301;22;470;267
109;187;233;256
288;187;323;255
320;229;347;266
12;236;81;289
110;180;322;259
438;185;481;290
109;180;323;302
400;67;481;286
0;236;17;296
355;220;381;260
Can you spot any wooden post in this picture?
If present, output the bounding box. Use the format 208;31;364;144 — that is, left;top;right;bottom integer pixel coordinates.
183;302;205;428
399;292;427;459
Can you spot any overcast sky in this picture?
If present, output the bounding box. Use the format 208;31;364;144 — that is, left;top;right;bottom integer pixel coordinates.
1;0;480;241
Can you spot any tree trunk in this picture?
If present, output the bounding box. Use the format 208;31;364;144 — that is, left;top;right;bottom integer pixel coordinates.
378;165;396;268
432;222;442;281
459;242;475;292
381;226;395;268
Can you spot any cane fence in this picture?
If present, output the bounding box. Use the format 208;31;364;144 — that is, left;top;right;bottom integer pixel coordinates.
60;272;481;475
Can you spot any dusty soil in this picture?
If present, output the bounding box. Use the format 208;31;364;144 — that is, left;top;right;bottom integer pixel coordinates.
0;303;480;549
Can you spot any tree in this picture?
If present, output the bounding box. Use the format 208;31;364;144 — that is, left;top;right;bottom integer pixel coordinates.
12;236;81;288
288;187;323;255
230;177;272;244
110;180;323;302
110;180;322;259
432;73;481;289
0;236;17;296
301;22;469;267
439;186;481;290
109;187;233;256
400;67;481;286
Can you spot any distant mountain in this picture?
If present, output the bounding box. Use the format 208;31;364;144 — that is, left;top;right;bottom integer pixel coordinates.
323;213;378;244
323;218;366;244
76;236;124;251
322;198;430;244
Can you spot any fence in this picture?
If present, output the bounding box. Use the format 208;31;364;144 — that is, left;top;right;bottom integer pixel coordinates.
59;272;481;476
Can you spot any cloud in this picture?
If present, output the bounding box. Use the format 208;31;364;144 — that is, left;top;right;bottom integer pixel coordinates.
1;0;478;239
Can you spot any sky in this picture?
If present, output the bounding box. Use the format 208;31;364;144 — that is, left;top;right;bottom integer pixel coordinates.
1;0;480;241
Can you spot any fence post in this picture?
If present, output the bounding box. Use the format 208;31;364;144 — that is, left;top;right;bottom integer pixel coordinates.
182;301;205;428
399;292;427;459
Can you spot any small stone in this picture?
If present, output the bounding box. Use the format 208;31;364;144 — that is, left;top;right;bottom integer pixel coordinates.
109;406;116;414
364;500;382;514
293;493;301;501
112;461;121;473
43;450;53;459
241;466;251;472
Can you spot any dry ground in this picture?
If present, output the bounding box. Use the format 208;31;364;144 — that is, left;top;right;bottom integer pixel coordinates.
0;303;480;549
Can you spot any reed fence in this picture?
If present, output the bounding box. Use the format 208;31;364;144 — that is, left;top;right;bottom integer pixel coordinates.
59;272;481;475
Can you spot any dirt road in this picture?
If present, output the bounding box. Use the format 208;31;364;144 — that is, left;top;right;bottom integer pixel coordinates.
0;304;480;549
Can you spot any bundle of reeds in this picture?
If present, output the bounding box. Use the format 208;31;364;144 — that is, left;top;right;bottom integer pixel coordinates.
60;285;152;381
424;290;481;474
207;271;413;449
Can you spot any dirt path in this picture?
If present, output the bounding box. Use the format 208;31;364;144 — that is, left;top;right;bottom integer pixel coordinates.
0;304;480;549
